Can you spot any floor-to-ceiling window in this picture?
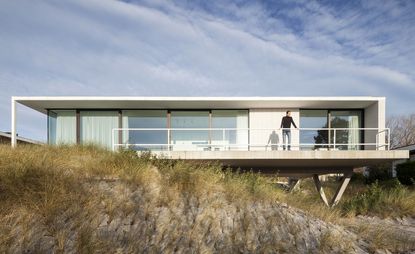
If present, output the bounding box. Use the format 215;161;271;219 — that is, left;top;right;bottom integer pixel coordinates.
80;111;119;150
170;111;210;151
122;110;167;150
300;110;329;150
48;108;250;151
330;111;362;150
169;110;249;151
211;110;248;150
48;110;77;145
300;109;362;150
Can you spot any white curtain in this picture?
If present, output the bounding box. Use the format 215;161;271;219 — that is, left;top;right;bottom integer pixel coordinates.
236;110;249;150
348;116;359;150
80;111;118;149
49;110;76;145
122;111;130;144
211;110;248;150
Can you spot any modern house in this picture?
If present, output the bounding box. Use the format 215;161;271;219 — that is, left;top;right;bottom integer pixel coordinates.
11;96;409;206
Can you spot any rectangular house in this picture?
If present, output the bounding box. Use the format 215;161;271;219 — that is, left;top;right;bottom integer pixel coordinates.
11;96;409;206
12;96;389;149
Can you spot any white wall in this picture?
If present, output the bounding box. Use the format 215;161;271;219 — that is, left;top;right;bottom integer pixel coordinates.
364;99;386;150
249;109;300;151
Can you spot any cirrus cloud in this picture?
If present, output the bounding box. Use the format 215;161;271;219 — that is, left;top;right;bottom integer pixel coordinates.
0;0;414;141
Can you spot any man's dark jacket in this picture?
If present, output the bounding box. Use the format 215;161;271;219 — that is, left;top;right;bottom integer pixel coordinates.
280;116;297;129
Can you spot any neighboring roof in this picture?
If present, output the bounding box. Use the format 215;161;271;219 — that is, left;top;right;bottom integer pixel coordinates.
0;131;43;145
13;96;384;114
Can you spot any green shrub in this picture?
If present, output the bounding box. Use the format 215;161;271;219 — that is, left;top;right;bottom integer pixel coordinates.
365;163;392;183
396;160;415;185
341;179;413;217
350;172;366;183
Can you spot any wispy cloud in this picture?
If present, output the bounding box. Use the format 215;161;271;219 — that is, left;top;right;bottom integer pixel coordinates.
0;0;414;141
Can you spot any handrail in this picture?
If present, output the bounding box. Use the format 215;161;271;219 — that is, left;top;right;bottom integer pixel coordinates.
113;127;383;131
111;127;390;151
375;129;390;150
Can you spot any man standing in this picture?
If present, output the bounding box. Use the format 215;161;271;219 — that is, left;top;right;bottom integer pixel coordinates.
281;111;297;150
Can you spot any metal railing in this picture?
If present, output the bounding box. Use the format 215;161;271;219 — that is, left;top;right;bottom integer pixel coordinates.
111;128;390;152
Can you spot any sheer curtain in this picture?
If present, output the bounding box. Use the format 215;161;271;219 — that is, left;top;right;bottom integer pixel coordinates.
211;110;248;150
348;115;359;150
235;110;249;150
80;111;118;149
48;110;76;144
122;111;130;145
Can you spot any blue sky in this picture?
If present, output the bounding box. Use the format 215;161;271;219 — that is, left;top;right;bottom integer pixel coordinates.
0;0;414;141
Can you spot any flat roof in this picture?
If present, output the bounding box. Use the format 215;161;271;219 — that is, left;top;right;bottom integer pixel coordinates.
13;96;384;114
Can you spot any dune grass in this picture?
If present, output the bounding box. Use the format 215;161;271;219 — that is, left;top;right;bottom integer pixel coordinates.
282;177;415;221
2;144;413;220
0;145;292;252
0;144;414;252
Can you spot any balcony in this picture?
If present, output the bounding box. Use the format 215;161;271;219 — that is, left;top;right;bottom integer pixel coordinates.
111;128;390;152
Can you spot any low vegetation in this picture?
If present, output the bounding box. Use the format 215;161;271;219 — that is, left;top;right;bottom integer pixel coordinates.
341;179;415;217
285;177;415;220
396;160;415;185
0;144;414;253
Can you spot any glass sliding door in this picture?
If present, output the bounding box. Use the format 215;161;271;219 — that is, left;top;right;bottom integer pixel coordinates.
300;110;329;150
48;110;77;145
211;110;248;150
300;109;363;150
80;111;119;150
330;110;362;150
170;111;209;151
122;110;167;150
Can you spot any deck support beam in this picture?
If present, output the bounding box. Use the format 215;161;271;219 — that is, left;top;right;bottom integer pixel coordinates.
313;172;353;207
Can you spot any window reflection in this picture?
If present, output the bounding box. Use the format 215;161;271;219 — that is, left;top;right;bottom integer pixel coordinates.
122;110;167;151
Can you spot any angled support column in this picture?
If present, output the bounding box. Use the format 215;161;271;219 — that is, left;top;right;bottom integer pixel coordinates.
313;174;329;207
288;178;301;192
11;97;17;148
330;172;353;207
313;171;353;208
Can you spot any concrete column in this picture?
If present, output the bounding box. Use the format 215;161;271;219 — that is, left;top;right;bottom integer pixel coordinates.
313;174;329;207
288;178;301;192
11;98;16;147
330;172;352;207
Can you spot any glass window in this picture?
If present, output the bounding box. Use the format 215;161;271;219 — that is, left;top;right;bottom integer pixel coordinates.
211;110;248;150
330;111;362;150
122;110;167;150
48;110;76;145
80;111;119;150
170;111;209;151
300;109;363;150
300;110;328;150
48;111;57;145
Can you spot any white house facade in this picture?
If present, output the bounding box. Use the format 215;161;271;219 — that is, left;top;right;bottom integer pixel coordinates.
11;96;409;206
